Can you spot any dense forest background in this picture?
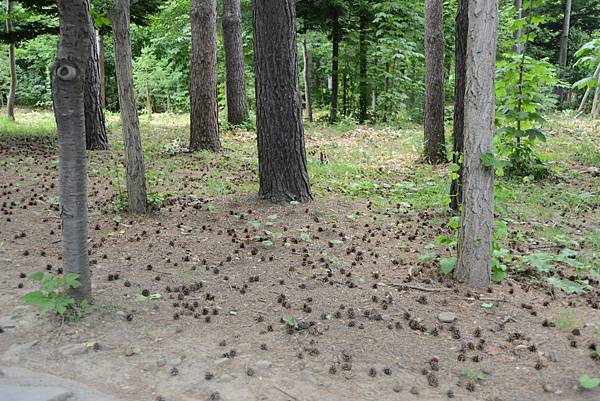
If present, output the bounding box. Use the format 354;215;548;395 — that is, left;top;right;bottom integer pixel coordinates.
2;0;599;124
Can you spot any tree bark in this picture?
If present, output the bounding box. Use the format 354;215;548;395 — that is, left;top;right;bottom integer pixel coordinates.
358;13;368;123
557;0;572;104
253;0;312;203
302;34;313;122
84;23;108;150
6;0;16;121
513;0;523;54
455;0;498;286
53;0;93;301
558;0;572;68
576;62;600;117
109;0;148;214
98;33;106;109
450;0;468;211
329;6;340;123
222;0;249;125
190;0;221;151
146;81;153;118
592;85;600;119
424;0;446;164
342;53;349;117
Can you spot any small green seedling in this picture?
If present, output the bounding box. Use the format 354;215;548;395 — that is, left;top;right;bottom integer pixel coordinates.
282;314;298;329
21;272;87;318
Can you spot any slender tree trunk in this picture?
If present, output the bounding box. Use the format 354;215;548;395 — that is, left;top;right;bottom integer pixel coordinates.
84;23;108;150
253;0;312;203
557;0;572;104
329;7;340;123
190;0;221;151
342;46;348;116
146;81;153;118
370;85;376;114
450;0;468;211
6;0;16;121
53;0;93;301
513;0;523;54
110;0;148;214
358;14;368;123
558;0;572;69
98;33;106;109
577;62;600;117
302;34;313;122
456;0;498;286
222;0;249;125
424;0;446;164
592;86;600;119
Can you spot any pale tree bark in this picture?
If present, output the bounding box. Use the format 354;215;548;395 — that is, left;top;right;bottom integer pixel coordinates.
577;62;600;117
592;85;600;119
109;0;148;214
98;33;106;109
53;0;93;301
190;0;221;151
424;0;446;164
513;0;523;54
146;81;153;118
358;13;368;123
253;0;312;203
558;0;572;68
456;0;498;286
222;0;249;125
450;0;468;211
84;22;108;150
6;0;16;121
302;34;313;122
329;6;340;123
557;0;572;104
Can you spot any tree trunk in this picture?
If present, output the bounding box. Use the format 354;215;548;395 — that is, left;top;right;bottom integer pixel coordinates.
222;0;249;125
190;0;221;151
253;0;312;204
302;34;313;122
358;14;368;123
450;0;468;211
557;0;572;104
455;0;498;286
513;0;523;54
146;81;153;118
98;33;106;109
53;0;93;301
84;23;108;150
342;47;349;116
558;0;572;68
577;62;600;117
109;0;148;214
424;0;446;164
592;86;600;119
6;0;16;121
329;7;340;123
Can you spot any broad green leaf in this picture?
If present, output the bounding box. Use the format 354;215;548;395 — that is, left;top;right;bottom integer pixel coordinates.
439;257;456;275
579;374;600;390
29;272;44;281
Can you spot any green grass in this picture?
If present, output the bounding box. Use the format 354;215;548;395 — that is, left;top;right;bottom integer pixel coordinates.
0;110;56;136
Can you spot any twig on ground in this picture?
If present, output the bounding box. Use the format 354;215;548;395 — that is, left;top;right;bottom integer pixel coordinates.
272;385;298;401
381;281;452;293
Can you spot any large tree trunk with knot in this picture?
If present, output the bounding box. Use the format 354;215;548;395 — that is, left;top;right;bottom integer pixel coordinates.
53;0;93;301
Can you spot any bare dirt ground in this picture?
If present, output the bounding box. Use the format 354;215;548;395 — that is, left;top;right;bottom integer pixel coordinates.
1;134;599;401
